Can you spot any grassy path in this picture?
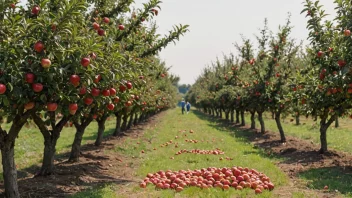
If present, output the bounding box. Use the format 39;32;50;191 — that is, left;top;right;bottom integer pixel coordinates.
87;108;333;198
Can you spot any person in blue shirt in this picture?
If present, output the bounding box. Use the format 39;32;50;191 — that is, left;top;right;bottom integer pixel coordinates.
186;102;191;114
180;99;185;114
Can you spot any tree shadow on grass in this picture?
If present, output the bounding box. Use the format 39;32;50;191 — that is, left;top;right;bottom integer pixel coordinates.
298;166;352;196
0;114;161;198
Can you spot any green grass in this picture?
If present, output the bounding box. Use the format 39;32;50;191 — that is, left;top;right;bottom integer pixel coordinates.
0;117;117;181
111;109;288;198
70;184;117;198
298;167;352;197
242;113;352;153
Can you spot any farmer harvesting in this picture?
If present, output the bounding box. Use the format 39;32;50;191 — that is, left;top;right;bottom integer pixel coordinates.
186;102;191;114
181;99;186;114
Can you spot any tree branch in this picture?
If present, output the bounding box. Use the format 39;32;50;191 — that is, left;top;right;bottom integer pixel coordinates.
31;112;51;139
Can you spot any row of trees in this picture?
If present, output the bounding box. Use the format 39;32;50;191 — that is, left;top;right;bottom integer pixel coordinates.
0;0;188;197
186;0;352;156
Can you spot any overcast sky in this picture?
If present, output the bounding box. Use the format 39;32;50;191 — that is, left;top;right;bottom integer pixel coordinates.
20;0;336;85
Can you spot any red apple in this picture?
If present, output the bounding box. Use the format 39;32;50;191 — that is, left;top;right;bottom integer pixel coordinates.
91;88;100;96
109;88;116;96
103;17;110;23
93;114;98;119
79;87;86;95
119;85;126;92
97;29;105;36
344;29;351;37
0;84;6;94
47;103;58;112
25;73;35;84
139;76;144;79
24;102;35;110
160;73;165;78
102;89;110;96
255;188;262;194
41;58;51;68
10;3;16;9
175;186;183;192
31;5;40;15
69;103;78;111
92;22;100;30
81;57;90;67
94;74;101;83
140;182;147;188
84;97;93;105
51;24;57;31
126;82;133;89
70;75;80;85
114;96;120;103
34;41;44;52
118;25;125;30
317;51;324;58
338;60;346;67
107;103;115;110
32;83;43;92
125;101;132;107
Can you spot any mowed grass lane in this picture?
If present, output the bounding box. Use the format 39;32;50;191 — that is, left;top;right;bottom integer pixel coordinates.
111;109;288;198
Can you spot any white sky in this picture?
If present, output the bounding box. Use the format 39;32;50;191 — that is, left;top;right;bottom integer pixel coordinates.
20;0;336;85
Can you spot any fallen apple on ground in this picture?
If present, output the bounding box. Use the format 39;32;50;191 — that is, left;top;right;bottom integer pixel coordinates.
140;166;274;193
175;149;225;155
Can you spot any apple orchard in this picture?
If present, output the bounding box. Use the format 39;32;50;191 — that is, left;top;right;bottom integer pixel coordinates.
0;0;188;197
187;1;352;157
1;0;352;197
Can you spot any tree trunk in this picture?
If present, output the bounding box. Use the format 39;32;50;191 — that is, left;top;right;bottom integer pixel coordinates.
95;115;108;146
250;111;256;129
1;144;20;198
0;108;33;197
219;109;223;118
295;113;300;125
235;110;240;124
257;111;265;133
127;111;134;130
225;110;229;121
240;110;245;126
133;112;139;125
31;112;71;176
275;112;286;142
271;111;275;119
319;125;328;154
335;117;339;128
69;126;85;162
39;137;58;175
230;109;234;123
113;113;122;136
139;112;145;123
121;112;128;131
